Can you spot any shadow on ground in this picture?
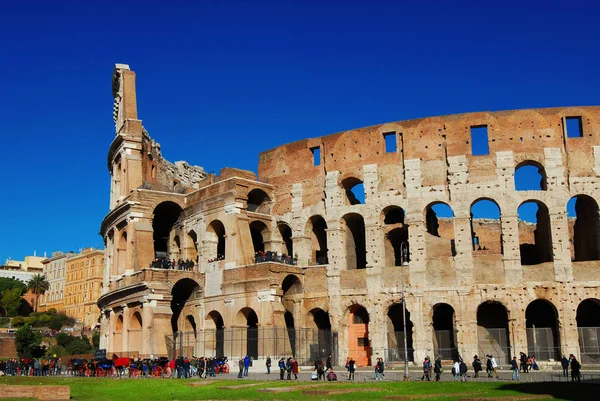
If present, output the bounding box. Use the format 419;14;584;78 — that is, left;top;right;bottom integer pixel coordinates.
498;381;599;401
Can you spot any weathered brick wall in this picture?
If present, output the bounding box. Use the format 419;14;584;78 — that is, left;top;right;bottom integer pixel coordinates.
0;385;70;400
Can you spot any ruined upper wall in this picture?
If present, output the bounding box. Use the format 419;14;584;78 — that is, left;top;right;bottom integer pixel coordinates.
258;107;600;212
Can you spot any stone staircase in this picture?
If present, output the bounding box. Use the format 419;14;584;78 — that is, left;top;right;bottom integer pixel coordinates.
0;333;17;358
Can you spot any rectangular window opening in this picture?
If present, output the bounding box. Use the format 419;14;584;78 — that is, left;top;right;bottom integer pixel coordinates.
383;132;397;153
311;146;321;166
566;116;583;138
357;337;370;347
470;125;489;156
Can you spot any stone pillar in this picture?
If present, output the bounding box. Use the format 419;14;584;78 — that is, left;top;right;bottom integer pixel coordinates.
369;299;387;366
411;293;427;363
406;216;426;289
103;235;113;295
558;287;580;357
550;211;573;281
365;219;384;271
363;164;378;204
121;305;130;355
100;309;111;351
501;214;522;285
141;301;153;357
292;235;311;266
453;216;474;286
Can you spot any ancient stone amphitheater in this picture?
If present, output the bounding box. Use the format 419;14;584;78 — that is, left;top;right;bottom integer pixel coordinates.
98;64;600;367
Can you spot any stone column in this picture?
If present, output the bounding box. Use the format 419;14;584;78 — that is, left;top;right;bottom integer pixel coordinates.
121;305;130;356
406;216;426;288
501;214;522;285
550;211;573;281
141;301;153;357
453;216;474;286
100;309;111;351
410;293;428;363
292;235;311;266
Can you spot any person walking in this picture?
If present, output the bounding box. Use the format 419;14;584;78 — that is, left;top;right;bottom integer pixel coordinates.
520;352;529;373
489;355;499;378
510;356;520;381
570;355;581;383
433;355;443;381
421;356;431;381
459;358;468;382
561;355;569;377
278;358;286;380
243;355;250;377
452;360;460;381
326;354;333;372
348;357;356;381
238;358;244;379
472;355;482;378
292;358;299;380
286;357;292;380
266;356;271;374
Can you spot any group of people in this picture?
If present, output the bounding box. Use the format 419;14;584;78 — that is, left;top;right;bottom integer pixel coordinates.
254;251;297;265
208;255;225;263
237;355;252;378
560;354;582;383
150;257;195;270
0;358;63;376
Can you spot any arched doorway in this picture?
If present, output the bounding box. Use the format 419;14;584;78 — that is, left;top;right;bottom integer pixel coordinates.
207;220;226;261
113;314;124;354
282;275;302;357
567;195;600;261
153;202;183;258
518;201;553;265
432;303;457;360
424;202;456;256
477;301;510;363
348;305;371;366
342;213;367;269
249;220;270;253
187;230;199;263
237;308;259;359
577;299;600;363
128;312;142;355
170;278;201;334
515;161;547;191
278;223;293;257
382;206;409;266
117;230;128;274
470;199;503;254
309;308;333;361
247;189;271;213
342;177;365;205
386;303;414;362
526;299;560;360
306;215;328;265
207;311;225;358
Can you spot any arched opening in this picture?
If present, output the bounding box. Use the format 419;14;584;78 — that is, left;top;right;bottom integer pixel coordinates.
386;303;414;362
567;195;600;261
342;177;365;205
348;305;371;366
284;310;296;357
278;223;293;256
249;220;269;253
342;213;367;269
247;188;271;213
383;206;409;267
515;161;547;191
470;199;503;254
128;312;142;354
577;298;600;363
184;315;197;339
307;215;328;265
518;201;553;265
117;230;127;274
173;235;182;259
281;274;301;356
207;220;226;261
187;230;199;263
170;278;200;334
113;314;124;354
432;303;458;360
477;301;510;363
309;308;333;361
237;308;259;359
425;202;456;256
526;299;560;360
153;202;183;258
207;311;225;358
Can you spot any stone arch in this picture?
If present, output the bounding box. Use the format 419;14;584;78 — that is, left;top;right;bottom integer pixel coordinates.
187;230;199;263
341;176;365;205
170;278;201;334
116;229;128;275
567;195;600;261
431;303;457;360
348;304;371;366
172;235;182;259
184;314;197;338
526;299;561;360
576;298;600;362
247;188;271;213
518;200;553;265
113;314;124;354
424;202;456;257
341;213;367;269
206;220;226;260
305;215;328;265
128;311;142;354
153;201;183;258
206;310;225;358
476;301;510;363
382;206;409;266
386;302;414;362
235;307;259;359
277;222;293;256
308;307;333;360
470;198;503;254
515;160;547;191
249;220;270;253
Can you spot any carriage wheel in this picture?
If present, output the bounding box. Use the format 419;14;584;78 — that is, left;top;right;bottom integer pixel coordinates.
152;366;162;378
96;368;104;377
222;363;230;374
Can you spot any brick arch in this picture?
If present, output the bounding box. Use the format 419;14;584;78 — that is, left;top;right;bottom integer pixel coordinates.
128;308;143;329
165;273;202;294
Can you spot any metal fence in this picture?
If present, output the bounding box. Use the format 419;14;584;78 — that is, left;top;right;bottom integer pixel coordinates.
527;328;561;361
477;327;511;364
166;327;337;366
386;332;415;361
578;327;600;363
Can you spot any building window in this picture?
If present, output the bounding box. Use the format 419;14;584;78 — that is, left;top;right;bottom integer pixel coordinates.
470;125;489;156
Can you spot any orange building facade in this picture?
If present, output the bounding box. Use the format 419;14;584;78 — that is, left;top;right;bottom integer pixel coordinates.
64;248;104;329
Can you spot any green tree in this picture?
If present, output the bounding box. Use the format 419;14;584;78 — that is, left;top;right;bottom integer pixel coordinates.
92;330;100;349
0;287;24;317
15;324;43;358
27;274;50;312
0;278;27;296
56;333;92;355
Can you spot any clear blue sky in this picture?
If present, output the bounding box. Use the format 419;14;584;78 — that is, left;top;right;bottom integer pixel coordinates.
1;0;598;262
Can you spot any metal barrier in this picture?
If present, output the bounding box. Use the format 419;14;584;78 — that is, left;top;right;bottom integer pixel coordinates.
166;327;337;366
578;327;600;363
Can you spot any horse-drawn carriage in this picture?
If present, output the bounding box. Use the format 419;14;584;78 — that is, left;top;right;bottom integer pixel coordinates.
150;357;171;378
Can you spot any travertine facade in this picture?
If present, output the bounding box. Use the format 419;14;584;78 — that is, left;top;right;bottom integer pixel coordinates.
98;64;600;366
64;248;104;329
39;251;74;312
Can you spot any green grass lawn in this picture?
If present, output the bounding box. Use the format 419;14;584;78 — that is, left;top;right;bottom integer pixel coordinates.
0;376;595;401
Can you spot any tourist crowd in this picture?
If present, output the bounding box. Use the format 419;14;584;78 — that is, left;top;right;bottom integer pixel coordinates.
151;258;195;270
254;251;297;265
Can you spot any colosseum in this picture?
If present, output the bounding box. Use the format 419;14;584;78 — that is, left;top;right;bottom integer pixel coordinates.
98;64;600;367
